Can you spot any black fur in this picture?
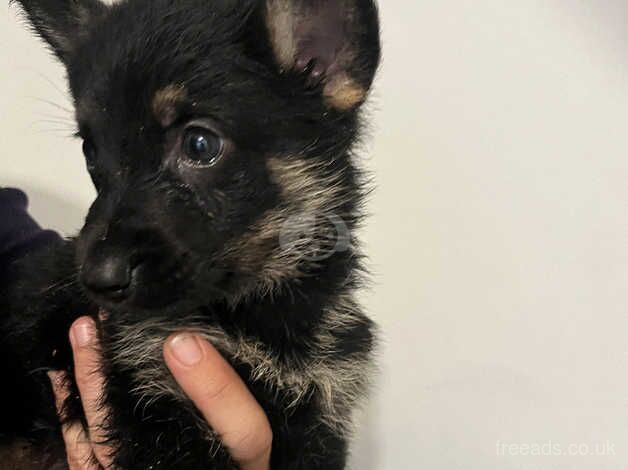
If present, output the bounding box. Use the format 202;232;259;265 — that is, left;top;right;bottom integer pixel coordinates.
1;0;381;468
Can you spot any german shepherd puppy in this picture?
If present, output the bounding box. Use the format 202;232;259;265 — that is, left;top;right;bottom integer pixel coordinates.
0;0;380;468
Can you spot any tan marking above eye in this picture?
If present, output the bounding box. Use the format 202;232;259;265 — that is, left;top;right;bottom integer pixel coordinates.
152;84;186;127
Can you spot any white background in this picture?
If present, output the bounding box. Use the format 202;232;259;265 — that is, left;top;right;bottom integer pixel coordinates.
2;1;628;469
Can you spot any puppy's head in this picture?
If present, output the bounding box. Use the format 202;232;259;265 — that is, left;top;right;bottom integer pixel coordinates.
14;0;380;313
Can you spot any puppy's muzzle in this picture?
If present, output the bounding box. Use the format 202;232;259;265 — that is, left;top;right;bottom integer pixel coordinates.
80;235;185;308
81;244;137;301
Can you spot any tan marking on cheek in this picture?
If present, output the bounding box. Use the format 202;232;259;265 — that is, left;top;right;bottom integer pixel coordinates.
224;209;294;284
219;155;353;301
324;74;366;111
266;0;297;69
152;84;186;127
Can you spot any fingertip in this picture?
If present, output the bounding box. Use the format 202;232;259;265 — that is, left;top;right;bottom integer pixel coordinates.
70;317;105;401
165;333;205;367
70;316;97;349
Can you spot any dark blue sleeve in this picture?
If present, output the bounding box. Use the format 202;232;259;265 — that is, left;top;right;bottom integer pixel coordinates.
0;188;61;269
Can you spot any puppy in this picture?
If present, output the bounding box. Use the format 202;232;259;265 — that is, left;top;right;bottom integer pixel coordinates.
0;0;381;468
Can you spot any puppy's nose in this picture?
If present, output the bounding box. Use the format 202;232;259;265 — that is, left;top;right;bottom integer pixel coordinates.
82;251;134;301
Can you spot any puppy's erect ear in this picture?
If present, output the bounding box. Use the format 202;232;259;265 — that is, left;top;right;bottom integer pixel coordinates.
265;0;381;111
11;0;106;62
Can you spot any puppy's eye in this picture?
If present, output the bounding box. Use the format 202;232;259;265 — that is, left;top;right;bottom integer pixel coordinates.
182;127;224;165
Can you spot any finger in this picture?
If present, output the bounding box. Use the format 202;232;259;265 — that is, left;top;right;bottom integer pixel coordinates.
48;371;99;470
70;317;114;468
164;334;273;470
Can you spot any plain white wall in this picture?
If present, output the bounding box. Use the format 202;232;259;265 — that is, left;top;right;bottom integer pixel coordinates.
2;1;628;469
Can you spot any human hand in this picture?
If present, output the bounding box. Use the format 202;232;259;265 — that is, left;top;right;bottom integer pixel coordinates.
48;316;273;470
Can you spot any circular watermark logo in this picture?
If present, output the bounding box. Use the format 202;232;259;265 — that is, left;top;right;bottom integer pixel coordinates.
279;212;352;262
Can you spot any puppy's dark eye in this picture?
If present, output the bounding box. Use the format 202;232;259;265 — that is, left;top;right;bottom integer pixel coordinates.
182;127;224;165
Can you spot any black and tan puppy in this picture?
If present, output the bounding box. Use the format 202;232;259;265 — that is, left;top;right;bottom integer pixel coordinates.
0;0;380;468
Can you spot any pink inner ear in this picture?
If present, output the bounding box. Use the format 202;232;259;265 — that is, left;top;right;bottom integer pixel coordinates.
293;0;348;84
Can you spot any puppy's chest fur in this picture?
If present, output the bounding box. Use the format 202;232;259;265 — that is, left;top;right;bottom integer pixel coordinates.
104;294;375;436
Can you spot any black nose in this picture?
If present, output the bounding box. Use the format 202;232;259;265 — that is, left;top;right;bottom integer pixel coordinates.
81;251;134;301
